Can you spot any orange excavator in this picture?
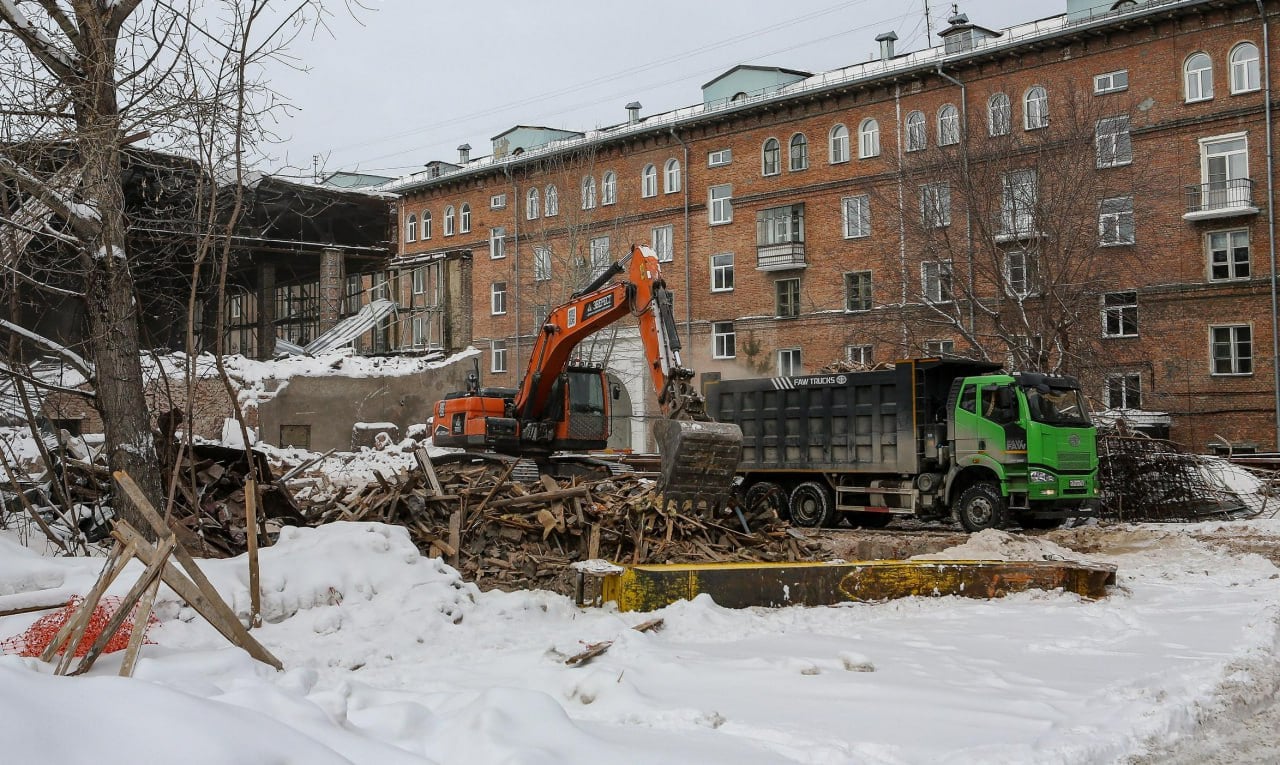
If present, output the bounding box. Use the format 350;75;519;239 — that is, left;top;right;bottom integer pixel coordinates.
432;244;742;508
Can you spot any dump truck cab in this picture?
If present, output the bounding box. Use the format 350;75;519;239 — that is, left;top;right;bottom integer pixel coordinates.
946;372;1097;530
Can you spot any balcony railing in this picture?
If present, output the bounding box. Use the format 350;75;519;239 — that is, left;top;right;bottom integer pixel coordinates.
756;242;806;270
1184;178;1258;220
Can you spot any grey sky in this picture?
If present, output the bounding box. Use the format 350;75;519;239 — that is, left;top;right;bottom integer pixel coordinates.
270;0;1068;181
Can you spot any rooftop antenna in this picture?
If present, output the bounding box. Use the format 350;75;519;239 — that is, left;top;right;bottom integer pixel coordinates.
312;154;320;183
924;0;933;40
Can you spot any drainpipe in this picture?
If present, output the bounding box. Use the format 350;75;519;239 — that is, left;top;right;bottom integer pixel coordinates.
895;84;908;353
936;63;976;337
503;164;521;378
670;127;692;345
1258;0;1278;451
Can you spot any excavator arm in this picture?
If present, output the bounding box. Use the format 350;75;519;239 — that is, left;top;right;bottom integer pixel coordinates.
515;244;742;507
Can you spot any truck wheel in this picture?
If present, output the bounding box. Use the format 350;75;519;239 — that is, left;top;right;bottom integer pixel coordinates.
789;482;834;528
956;482;1008;532
743;482;788;520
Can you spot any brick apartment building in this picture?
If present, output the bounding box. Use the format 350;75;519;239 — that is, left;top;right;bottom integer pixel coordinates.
381;0;1279;453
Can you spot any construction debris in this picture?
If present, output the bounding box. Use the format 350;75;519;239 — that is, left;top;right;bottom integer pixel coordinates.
1096;435;1264;521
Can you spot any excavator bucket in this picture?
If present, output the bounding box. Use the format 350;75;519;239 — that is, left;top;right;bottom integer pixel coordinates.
651;419;743;511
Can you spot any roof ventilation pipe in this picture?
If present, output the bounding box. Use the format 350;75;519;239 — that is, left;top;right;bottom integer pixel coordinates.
875;31;898;61
457;143;471;164
626;101;642;125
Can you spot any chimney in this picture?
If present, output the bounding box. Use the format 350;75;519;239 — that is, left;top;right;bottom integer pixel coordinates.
875;31;898;61
625;101;642;125
457;143;471;164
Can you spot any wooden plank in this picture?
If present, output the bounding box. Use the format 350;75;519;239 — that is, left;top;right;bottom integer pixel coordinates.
588;524;601;560
447;510;461;568
42;538;136;665
118;574;162;678
470;460;517;520
487;486;589;509
68;535;175;676
245;478;262;629
112;522;282;670
414;448;444;496
112;473;282;670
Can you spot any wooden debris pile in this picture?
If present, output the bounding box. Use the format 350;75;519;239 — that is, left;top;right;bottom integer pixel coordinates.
298;450;822;594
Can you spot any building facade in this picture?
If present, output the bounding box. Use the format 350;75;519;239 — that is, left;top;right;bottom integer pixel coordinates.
385;0;1279;453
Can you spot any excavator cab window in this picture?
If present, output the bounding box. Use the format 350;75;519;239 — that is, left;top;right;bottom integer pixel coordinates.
567;370;606;417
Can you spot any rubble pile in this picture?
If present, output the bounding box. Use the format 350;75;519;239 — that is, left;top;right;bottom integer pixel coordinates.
296;450;820;594
1096;434;1254;521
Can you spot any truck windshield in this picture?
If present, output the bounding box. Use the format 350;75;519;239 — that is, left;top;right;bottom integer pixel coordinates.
1023;386;1090;427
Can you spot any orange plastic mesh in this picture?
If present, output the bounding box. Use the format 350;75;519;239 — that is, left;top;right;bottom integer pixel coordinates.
0;596;158;658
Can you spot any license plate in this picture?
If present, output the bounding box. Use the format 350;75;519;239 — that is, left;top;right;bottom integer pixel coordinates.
1069;479;1086;488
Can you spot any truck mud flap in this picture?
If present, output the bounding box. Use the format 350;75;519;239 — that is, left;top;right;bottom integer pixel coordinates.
652;419;743;512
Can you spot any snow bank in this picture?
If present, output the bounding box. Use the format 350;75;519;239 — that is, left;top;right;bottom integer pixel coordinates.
910;528;1095;562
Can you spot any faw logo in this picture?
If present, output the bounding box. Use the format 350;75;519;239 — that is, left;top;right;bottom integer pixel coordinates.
1006;438;1028;450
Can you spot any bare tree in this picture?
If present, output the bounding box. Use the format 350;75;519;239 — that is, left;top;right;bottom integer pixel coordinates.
0;1;330;530
891;80;1147;374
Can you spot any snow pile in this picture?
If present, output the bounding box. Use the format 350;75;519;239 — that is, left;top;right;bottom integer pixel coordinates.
910;528;1094;562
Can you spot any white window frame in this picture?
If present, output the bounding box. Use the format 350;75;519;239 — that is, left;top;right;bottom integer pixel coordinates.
526;188;539;220
845;344;872;366
1211;324;1253;375
490;193;507;210
988;93;1011;136
844;270;872;312
712;321;736;359
581;176;596;210
789;133;808;171
1001;169;1037;236
1230;42;1261;94
1185;52;1214;102
708;149;732;167
602;171;617;205
663;159;681;193
921;182;951;228
489;227;506;259
842;195;870;239
711;253;734;292
490;282;507;315
491;340;508;373
421;210;431;239
925;339;955;357
652;224;674;263
905;111;926;152
921;261;954;304
1102;291;1138;338
641;164;657;197
1024;86;1049;130
1207;229;1250;282
444;205;455;236
858;118;880;158
830;124;849;164
1095;115;1132;168
775;278;801;318
460;203;471;233
1094;70;1129;95
777;348;802;377
412;266;425;295
938;104;960;145
405;213;417;243
709;184;733;225
1104;372;1141;410
1004;250;1037;298
589;236;611;277
1099;196;1135;246
762;138;781;176
1200;132;1250;187
533;246;552;282
545;185;559;216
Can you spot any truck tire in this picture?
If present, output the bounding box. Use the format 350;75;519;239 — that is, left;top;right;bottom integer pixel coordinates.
956;482;1008;532
789;482;834;528
743;482;788;520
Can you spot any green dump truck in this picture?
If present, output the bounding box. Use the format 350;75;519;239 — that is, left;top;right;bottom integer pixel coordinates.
706;358;1098;531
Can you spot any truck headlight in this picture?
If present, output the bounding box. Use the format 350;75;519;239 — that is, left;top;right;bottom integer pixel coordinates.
1029;470;1054;483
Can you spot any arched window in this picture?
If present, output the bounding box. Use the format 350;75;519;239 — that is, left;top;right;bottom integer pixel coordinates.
858;119;880;158
988;93;1011;136
1024;86;1048;130
526;188;539;220
444;205;455;236
1230;43;1260;93
602;171;617;204
829;124;849;163
545;185;559;216
663;159;681;193
762;138;781;175
641;164;657;197
421;210;432;239
938;104;960;145
405;214;417;243
460;203;471;233
581;176;596;209
789;133;808;171
1185;52;1213;101
905;111;926;151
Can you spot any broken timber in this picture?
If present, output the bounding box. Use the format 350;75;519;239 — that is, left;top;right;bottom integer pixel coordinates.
599;559;1119;612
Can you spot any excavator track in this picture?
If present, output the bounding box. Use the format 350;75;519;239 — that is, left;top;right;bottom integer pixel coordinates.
652;419;743;512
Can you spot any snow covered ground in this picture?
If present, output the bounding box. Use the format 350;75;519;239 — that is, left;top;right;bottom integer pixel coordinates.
1;520;1278;764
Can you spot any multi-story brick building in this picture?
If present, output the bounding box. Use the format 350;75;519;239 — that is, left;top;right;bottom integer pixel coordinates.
383;0;1279;453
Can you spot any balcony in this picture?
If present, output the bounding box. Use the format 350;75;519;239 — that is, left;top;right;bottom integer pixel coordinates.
756;242;807;271
1184;178;1259;221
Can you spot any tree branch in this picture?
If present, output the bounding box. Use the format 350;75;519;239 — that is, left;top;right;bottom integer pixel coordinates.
0;0;77;79
0;319;94;381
